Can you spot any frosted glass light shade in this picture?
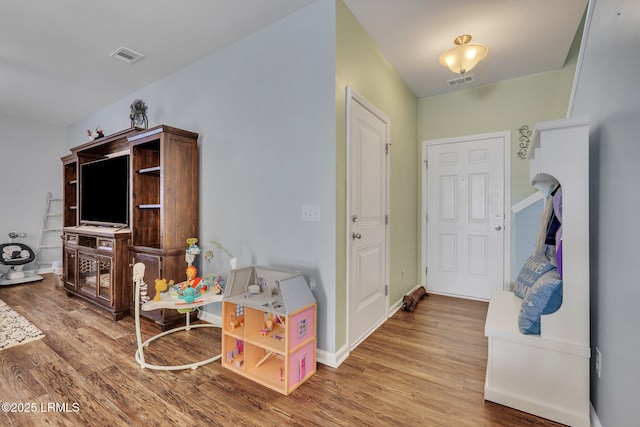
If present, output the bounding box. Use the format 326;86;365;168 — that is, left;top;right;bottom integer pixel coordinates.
439;35;488;74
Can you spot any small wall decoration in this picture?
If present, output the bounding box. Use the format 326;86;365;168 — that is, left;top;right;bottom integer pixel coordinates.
516;125;532;159
86;126;104;141
129;99;148;129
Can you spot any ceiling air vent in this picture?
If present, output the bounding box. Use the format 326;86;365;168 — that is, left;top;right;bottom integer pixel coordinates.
446;74;474;87
109;47;145;64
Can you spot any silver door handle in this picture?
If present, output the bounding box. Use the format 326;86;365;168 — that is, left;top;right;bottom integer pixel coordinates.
495;225;502;231
352;215;359;223
352;232;362;240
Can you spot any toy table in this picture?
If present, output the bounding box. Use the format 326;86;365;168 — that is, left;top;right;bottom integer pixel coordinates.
134;277;223;371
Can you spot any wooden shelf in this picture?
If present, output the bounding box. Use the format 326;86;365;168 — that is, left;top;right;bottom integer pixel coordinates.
128;125;199;329
61;125;199;329
137;166;161;174
225;327;245;340
245;325;286;354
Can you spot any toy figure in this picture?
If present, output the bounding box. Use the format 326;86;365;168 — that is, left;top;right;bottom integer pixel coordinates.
154;278;169;301
185;237;201;267
182;287;197;303
213;275;225;294
87;126;104;141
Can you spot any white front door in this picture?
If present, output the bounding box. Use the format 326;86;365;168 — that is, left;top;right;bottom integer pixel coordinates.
347;88;389;349
424;133;508;300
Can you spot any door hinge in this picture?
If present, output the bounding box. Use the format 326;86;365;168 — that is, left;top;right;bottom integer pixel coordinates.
385;285;389;296
385;214;389;225
385;143;390;155
425;266;428;275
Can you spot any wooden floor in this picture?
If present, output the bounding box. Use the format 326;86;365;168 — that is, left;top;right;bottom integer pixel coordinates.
0;275;563;426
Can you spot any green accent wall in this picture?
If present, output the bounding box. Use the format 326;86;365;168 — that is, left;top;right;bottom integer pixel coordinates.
335;0;418;350
418;67;576;204
417;57;578;289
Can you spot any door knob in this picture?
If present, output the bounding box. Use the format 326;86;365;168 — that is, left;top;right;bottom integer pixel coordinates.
352;232;362;240
352;214;359;223
495;225;502;231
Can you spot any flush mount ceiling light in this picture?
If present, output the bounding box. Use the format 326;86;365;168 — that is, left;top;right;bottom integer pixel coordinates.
439;34;488;74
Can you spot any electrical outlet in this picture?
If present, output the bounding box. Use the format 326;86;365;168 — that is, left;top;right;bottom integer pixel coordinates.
595;347;602;378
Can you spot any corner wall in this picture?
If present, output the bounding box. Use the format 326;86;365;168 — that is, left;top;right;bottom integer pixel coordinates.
569;0;640;424
335;0;418;351
0;114;65;273
67;0;338;353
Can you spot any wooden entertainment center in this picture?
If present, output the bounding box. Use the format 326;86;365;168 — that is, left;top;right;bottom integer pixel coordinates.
61;125;199;327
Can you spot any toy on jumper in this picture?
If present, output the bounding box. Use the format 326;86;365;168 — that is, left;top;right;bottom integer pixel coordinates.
200;238;235;296
200;273;225;295
171;265;207;301
204;240;238;270
185;238;201;267
153;278;170;301
167;238;210;308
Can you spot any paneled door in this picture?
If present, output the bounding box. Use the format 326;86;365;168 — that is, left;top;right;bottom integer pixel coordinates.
425;134;508;299
347;87;389;349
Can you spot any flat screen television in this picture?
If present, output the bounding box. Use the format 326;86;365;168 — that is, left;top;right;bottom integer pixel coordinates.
80;155;129;227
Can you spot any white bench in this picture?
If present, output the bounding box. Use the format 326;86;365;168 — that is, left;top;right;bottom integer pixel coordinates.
484;118;591;427
485;290;590;426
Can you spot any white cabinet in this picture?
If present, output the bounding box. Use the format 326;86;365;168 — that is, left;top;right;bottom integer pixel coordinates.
484;118;590;426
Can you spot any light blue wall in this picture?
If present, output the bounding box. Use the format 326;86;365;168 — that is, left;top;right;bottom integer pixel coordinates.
570;0;640;425
0;114;65;274
67;0;337;352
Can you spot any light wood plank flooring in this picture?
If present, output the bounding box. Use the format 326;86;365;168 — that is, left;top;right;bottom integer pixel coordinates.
0;275;563;426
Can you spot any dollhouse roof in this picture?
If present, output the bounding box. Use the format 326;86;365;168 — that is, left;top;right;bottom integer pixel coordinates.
223;265;316;315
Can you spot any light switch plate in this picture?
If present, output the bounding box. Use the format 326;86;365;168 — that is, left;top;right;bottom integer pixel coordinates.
301;205;320;222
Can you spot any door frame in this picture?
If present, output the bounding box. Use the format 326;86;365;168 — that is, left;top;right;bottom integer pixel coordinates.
346;86;391;348
421;131;511;298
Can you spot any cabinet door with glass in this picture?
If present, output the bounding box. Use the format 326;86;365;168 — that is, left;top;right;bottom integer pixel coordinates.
96;255;113;303
77;252;97;299
64;247;77;290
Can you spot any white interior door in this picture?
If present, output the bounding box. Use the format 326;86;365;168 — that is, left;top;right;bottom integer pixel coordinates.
424;133;508;300
347;88;389;349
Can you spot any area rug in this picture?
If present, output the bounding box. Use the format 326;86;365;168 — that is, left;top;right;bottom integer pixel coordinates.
0;299;45;350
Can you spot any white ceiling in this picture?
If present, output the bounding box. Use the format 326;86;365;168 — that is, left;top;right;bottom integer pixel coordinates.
0;0;587;127
343;0;588;98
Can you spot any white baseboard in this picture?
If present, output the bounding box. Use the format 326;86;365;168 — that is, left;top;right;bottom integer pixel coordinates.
590;403;602;427
318;283;428;369
316;283;429;370
391;283;428;316
317;343;349;368
197;310;222;326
